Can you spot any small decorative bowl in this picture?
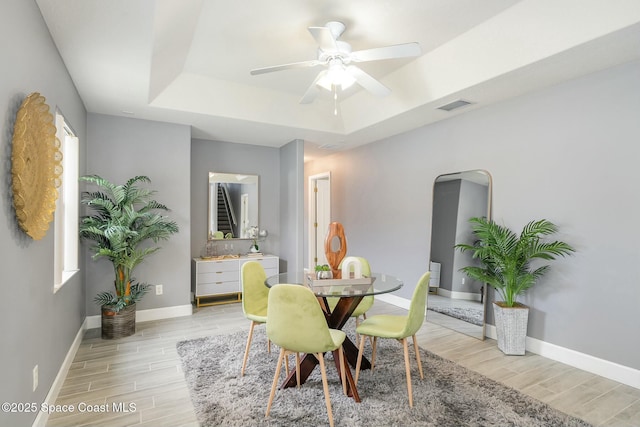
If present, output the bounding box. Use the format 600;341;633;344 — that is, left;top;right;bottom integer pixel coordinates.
316;270;333;280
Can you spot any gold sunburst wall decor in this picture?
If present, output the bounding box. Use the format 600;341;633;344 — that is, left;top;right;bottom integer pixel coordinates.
11;92;63;240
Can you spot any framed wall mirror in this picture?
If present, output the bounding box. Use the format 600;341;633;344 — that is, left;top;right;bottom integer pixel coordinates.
208;172;259;239
428;170;492;340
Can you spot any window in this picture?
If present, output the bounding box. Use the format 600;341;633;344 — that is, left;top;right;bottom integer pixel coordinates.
53;111;79;292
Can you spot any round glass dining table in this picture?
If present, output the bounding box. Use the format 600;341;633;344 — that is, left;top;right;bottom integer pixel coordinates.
265;271;403;296
265;271;403;402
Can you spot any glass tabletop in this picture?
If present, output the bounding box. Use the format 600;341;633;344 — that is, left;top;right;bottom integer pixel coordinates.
265;271;403;297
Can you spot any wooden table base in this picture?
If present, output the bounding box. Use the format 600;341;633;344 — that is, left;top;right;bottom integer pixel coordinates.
280;295;372;402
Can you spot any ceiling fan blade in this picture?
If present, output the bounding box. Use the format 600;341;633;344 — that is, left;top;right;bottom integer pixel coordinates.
351;42;421;62
250;60;322;76
308;26;338;52
346;66;391;97
299;70;328;104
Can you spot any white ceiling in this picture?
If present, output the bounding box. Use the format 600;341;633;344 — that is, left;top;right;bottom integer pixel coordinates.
36;0;640;159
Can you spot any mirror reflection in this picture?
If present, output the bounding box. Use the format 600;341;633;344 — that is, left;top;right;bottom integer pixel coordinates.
428;170;491;340
208;172;259;239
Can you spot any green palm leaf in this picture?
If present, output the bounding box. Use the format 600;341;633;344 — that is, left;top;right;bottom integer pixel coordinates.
455;217;574;307
79;175;179;310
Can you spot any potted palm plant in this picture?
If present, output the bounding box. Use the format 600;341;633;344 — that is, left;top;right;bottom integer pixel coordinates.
79;175;179;339
455;217;574;355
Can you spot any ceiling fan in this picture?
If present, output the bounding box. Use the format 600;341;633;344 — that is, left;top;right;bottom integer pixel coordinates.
250;21;421;104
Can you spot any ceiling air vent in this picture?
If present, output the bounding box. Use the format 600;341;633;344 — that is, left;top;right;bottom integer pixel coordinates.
319;143;340;150
437;99;474;112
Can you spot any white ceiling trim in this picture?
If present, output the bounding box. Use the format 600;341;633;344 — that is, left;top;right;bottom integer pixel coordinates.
36;0;640;152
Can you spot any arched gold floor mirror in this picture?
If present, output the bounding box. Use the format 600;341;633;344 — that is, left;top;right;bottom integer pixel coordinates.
428;170;492;340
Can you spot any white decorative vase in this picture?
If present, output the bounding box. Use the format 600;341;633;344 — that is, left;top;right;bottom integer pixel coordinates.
341;256;363;279
492;302;529;355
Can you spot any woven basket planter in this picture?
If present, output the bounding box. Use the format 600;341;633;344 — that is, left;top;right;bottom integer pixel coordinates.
493;302;529;355
101;303;136;339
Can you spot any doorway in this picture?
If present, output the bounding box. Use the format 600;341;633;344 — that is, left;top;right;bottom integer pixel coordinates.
308;172;331;269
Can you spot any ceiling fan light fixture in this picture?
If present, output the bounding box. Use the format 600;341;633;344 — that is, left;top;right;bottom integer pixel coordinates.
336;70;356;90
317;59;355;91
250;21;420;105
316;75;332;91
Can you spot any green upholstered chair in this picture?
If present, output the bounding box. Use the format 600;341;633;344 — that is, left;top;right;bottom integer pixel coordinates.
240;261;271;376
354;271;431;408
326;257;373;328
265;284;347;427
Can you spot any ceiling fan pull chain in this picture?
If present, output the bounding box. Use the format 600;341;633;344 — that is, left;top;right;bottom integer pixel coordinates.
333;85;338;116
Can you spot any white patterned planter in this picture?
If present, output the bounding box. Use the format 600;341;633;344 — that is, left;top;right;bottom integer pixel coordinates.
493;302;529;355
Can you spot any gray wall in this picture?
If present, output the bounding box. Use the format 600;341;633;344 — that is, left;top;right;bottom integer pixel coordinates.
190;138;303;274
278;139;305;273
85;114;191;315
1;1;87;425
305;59;640;371
190;139;281;258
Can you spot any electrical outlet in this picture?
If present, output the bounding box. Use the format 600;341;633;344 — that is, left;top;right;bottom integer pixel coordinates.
156;284;163;295
461;277;465;285
33;365;38;392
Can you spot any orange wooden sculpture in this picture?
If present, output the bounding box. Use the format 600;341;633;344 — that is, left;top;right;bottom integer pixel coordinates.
324;222;347;278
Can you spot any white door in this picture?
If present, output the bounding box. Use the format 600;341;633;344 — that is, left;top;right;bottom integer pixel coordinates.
308;172;331;269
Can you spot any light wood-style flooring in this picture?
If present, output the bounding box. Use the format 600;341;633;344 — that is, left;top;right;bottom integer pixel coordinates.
46;300;640;427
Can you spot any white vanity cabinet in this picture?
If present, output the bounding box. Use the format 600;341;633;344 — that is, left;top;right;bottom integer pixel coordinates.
192;255;279;307
192;258;239;307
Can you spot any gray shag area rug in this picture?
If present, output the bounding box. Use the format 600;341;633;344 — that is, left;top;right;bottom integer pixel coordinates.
428;306;484;326
177;329;591;427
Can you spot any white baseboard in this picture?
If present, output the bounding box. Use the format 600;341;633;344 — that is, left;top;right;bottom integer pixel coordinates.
484;325;640;390
85;304;193;329
32;318;88;427
384;296;640;390
436;288;482;301
377;293;411;310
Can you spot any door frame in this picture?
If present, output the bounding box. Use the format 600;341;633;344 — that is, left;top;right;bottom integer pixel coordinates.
308;171;331;270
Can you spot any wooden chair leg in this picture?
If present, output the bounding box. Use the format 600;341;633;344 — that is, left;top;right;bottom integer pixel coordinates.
284;352;290;376
412;334;424;379
339;347;346;396
281;351;300;383
267;338;271;354
295;352;301;387
402;338;413;408
241;321;257;376
266;348;286;417
316;353;335;427
355;334;366;384
371;337;378;370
